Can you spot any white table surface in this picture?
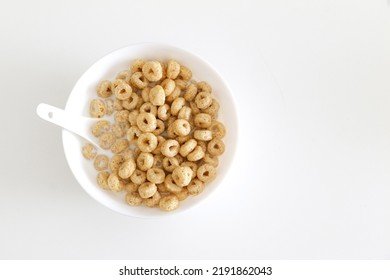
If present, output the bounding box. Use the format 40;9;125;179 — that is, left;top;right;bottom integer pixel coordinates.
0;0;389;259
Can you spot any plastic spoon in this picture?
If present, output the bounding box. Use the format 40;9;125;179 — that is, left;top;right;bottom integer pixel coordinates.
36;103;99;147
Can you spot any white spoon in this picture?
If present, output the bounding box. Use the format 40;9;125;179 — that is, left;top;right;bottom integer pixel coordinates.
36;103;100;147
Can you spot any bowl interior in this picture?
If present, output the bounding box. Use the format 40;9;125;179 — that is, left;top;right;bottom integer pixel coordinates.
62;43;238;218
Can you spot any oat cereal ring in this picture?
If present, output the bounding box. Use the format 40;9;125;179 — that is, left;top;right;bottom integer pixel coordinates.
143;191;161;207
175;154;185;164
136;152;154;171
113;98;123;111
136;112;157;133
159;194;179;211
82;143;97;160
146;168;166;184
97;80;113;98
197;81;212;93
179;139;197;157
209;121;226;138
114;110;130;123
195;91;212;110
166;124;176;139
89;99;106;118
116;70;132;84
136;95;144;109
122;92;139;110
197;163;217;183
96;171;110;190
149;85;165;106
161;139;180;157
109;154;124;173
164;174;183;194
130;71;148;89
159;61;167;80
112;79;132;100
153;154;164;168
128;110;139;126
157;104;170;121
184;83;197;102
141;87;151;102
178;65;192;81
203;153;219;167
138;182;157;199
121;148;135;161
130;59;145;73
177;106;192;121
153;119;165;136
162;156;179;173
166;86;181;103
160;78;175;96
170;97;185;116
126;126;142;144
176;187;189;201
99;132;116;150
111;123;124;138
194;113;212;129
175;79;187;90
130;169;146;185
189;101;200;115
125;182;139;193
187;178;205;195
142;60;163;82
187;145;205;161
197;140;207;153
166;60;181;79
126;192;143;206
202;98;220;118
194;129;213;141
137;132;158;153
207;138;225;156
172;166;193;187
108;173;124;192
94;154;109;171
176;135;191;145
165;116;177;129
181;161;198;179
104;99;115;115
139;102;157;117
157;182;169;193
118;158;136;179
172;119;191;136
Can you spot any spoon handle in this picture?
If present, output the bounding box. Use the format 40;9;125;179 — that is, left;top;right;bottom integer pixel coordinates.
36;103;97;145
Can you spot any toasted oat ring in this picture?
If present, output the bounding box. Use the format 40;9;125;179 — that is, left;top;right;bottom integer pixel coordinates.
179;139;197;157
160;139;180;157
194;113;212;128
94;154;109;171
172;119;191;137
130;169;146;185
187;178;205;195
142;60;163;82
195;91;212;109
207;138;225;156
137;132;158;153
146;168;166;184
159;194;179;211
170;97;185;116
136;152;154;171
187;145;205;161
193;130;213;141
138;182;157;199
130;71;148;89
172;166;193;187
136;112;157;132
166;60;181;79
162;156;180;173
164;174;183;194
197;163;217;183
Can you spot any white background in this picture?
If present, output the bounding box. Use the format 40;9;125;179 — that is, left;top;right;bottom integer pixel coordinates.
0;0;389;259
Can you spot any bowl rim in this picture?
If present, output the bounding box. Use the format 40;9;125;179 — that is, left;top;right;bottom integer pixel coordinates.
61;42;239;218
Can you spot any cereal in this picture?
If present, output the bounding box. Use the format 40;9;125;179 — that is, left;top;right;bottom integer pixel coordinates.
142;61;163;82
118;158;136;179
94;154;109;171
138;182;157;198
159;194;179;211
146;168;165;184
161;139;180;157
82;143;97;160
172;166;193;187
207;138;225;156
99;132;116;150
179;139;197;157
136;112;157;133
89;99;106;118
194;113;212;128
166;60;180;79
136;152;154;171
108;173;124;192
130;169;146;185
149;85;165;106
197;163;217;183
97;171;110;189
97;80;113;98
84;58;226;211
137;132;158;153
126;192;143;206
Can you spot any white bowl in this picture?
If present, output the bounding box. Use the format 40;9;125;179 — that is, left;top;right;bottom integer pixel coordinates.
62;43;238;218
